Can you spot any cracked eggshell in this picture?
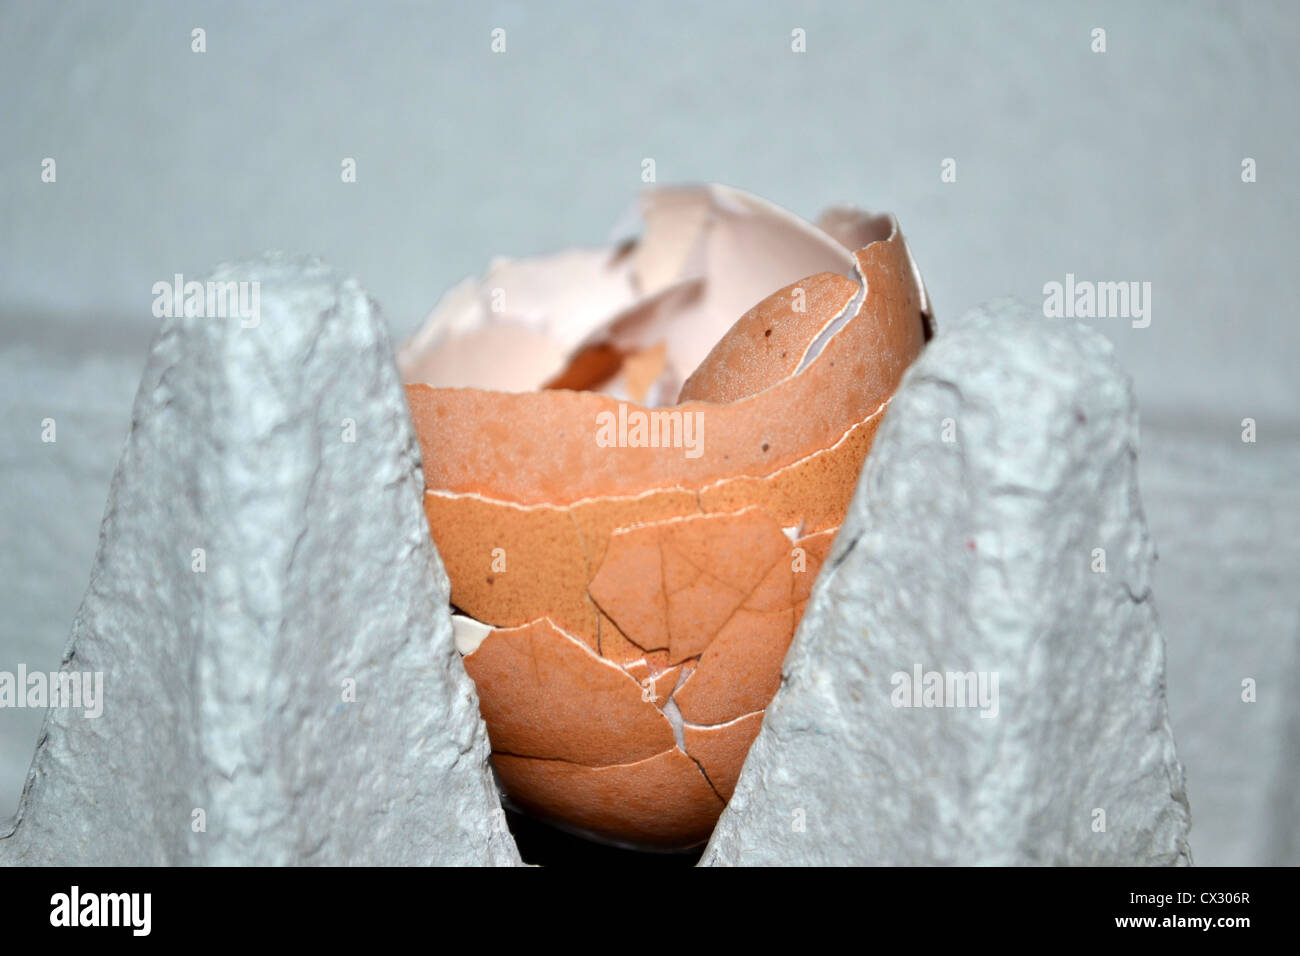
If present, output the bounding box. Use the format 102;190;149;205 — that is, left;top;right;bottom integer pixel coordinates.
682;712;766;802
397;184;869;395
493;748;724;850
405;185;931;848
407;233;924;504
461;619;676;765
588;509;794;664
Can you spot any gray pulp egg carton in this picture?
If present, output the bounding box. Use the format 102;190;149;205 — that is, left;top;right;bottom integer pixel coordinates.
0;260;1189;866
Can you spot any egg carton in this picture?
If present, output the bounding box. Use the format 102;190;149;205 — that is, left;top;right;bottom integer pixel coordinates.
0;255;1189;866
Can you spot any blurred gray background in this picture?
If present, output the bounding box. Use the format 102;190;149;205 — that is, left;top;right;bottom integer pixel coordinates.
1;0;1297;864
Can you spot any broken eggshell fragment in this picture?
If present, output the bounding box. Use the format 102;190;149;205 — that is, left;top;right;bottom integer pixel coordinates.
400;184;932;849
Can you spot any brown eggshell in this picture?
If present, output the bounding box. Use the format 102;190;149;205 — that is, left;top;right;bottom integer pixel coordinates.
678;273;858;404
541;342;625;393
493;749;724;849
405;185;932;849
399;185;863;403
793;527;837;605
640;185;858;380
569;489;701;588
644;660;685;707
697;412;884;534
461;619;675;766
588;509;792;663
621;651;681;708
683;712;766;801
596;610;649;665
673;605;796;726
671;523;835;724
567;278;702;401
405;227;926;507
423;493;598;648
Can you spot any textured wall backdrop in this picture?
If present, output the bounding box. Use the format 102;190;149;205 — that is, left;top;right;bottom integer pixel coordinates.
2;0;1297;864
